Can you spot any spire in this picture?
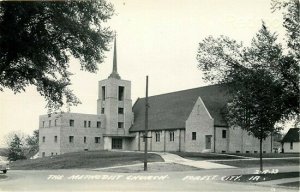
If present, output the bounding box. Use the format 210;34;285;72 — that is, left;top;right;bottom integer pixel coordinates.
108;32;121;79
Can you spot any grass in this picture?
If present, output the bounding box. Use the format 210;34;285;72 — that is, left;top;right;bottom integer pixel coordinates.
228;153;300;158
216;158;300;168
103;162;200;173
10;150;164;170
172;152;244;160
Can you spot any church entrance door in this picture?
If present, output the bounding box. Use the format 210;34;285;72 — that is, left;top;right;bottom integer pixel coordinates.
112;138;122;149
205;135;212;149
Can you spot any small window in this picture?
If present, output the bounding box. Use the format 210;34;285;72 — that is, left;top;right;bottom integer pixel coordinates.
88;121;91;128
97;121;101;128
155;132;160;142
118;107;124;114
49;120;51;127
102;86;106;100
290;142;293;150
84;136;87;143
54;119;57;126
222;130;226;138
69;120;74;127
118;86;125;101
42;152;45;157
192;132;196;140
42;136;45;142
95;137;101;143
263;151;266;153
118;122;124;128
142;135;146;142
222;150;226;153
42;121;45;128
101;108;105;114
69;136;74;143
51;152;54;156
84;120;87;128
254;151;258;153
169;131;175;142
54;136;57;143
246;151;250;153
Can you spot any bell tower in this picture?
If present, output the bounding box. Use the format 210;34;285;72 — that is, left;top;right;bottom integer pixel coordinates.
97;34;133;136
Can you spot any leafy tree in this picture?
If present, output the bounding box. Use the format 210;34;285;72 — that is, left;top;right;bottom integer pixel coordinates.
8;134;26;161
0;1;114;110
197;0;299;171
25;130;39;157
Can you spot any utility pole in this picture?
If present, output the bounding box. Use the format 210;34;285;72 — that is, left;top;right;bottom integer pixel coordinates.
144;75;149;171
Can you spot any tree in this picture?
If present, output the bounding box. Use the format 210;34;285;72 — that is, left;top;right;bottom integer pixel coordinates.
8;134;26;161
0;1;114;110
197;0;299;171
25;130;39;157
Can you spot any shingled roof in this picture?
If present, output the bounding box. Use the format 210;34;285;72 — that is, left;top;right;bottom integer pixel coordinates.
129;84;230;132
281;128;300;143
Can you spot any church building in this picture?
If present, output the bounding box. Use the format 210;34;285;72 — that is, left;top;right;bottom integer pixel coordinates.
39;37;272;157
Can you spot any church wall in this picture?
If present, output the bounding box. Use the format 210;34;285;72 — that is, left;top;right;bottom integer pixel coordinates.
185;97;214;152
39;113;105;157
228;126;272;153
283;142;300;153
215;127;229;153
39;127;61;157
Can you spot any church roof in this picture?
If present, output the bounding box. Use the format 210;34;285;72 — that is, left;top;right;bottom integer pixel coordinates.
281;128;300;143
129;84;230;132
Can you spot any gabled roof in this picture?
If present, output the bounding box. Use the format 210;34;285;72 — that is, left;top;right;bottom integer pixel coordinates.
129;84;230;132
281;128;300;143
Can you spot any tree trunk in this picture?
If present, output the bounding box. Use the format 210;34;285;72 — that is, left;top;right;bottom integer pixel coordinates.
259;136;263;172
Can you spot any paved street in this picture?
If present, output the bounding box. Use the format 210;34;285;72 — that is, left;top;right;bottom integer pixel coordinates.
0;165;298;192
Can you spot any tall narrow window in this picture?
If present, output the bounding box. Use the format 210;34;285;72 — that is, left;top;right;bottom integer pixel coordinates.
84;120;87;128
155;132;160;142
118;107;124;114
118;122;124;128
118;86;124;101
54;136;57;143
42;136;45;142
49;120;51;127
54;119;57;126
192;132;196;140
101;108;105;114
169;131;175;142
290;142;293;150
97;121;101;128
84;136;87;143
222;130;227;138
102;86;106;100
42;121;45;128
69;120;74;127
88;121;91;127
69;136;74;143
95;137;100;143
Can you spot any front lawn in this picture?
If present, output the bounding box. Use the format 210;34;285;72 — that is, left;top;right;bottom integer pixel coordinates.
10;151;164;170
215;158;300;168
228;153;300;158
172;152;244;160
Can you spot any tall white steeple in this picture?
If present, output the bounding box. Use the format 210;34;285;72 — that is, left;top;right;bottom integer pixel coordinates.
108;33;121;79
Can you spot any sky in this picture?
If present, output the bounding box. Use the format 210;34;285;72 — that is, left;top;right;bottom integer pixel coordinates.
0;0;289;147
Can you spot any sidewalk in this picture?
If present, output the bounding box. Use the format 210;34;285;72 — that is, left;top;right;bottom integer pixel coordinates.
154;152;235;169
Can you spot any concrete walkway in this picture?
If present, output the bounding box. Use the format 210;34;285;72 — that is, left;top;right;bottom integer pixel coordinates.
154;152;236;169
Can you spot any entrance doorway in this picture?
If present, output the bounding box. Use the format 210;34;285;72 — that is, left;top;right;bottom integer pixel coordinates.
112;138;122;149
205;135;212;149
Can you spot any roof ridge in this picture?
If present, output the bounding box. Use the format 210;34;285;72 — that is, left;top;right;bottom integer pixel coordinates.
139;83;226;99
